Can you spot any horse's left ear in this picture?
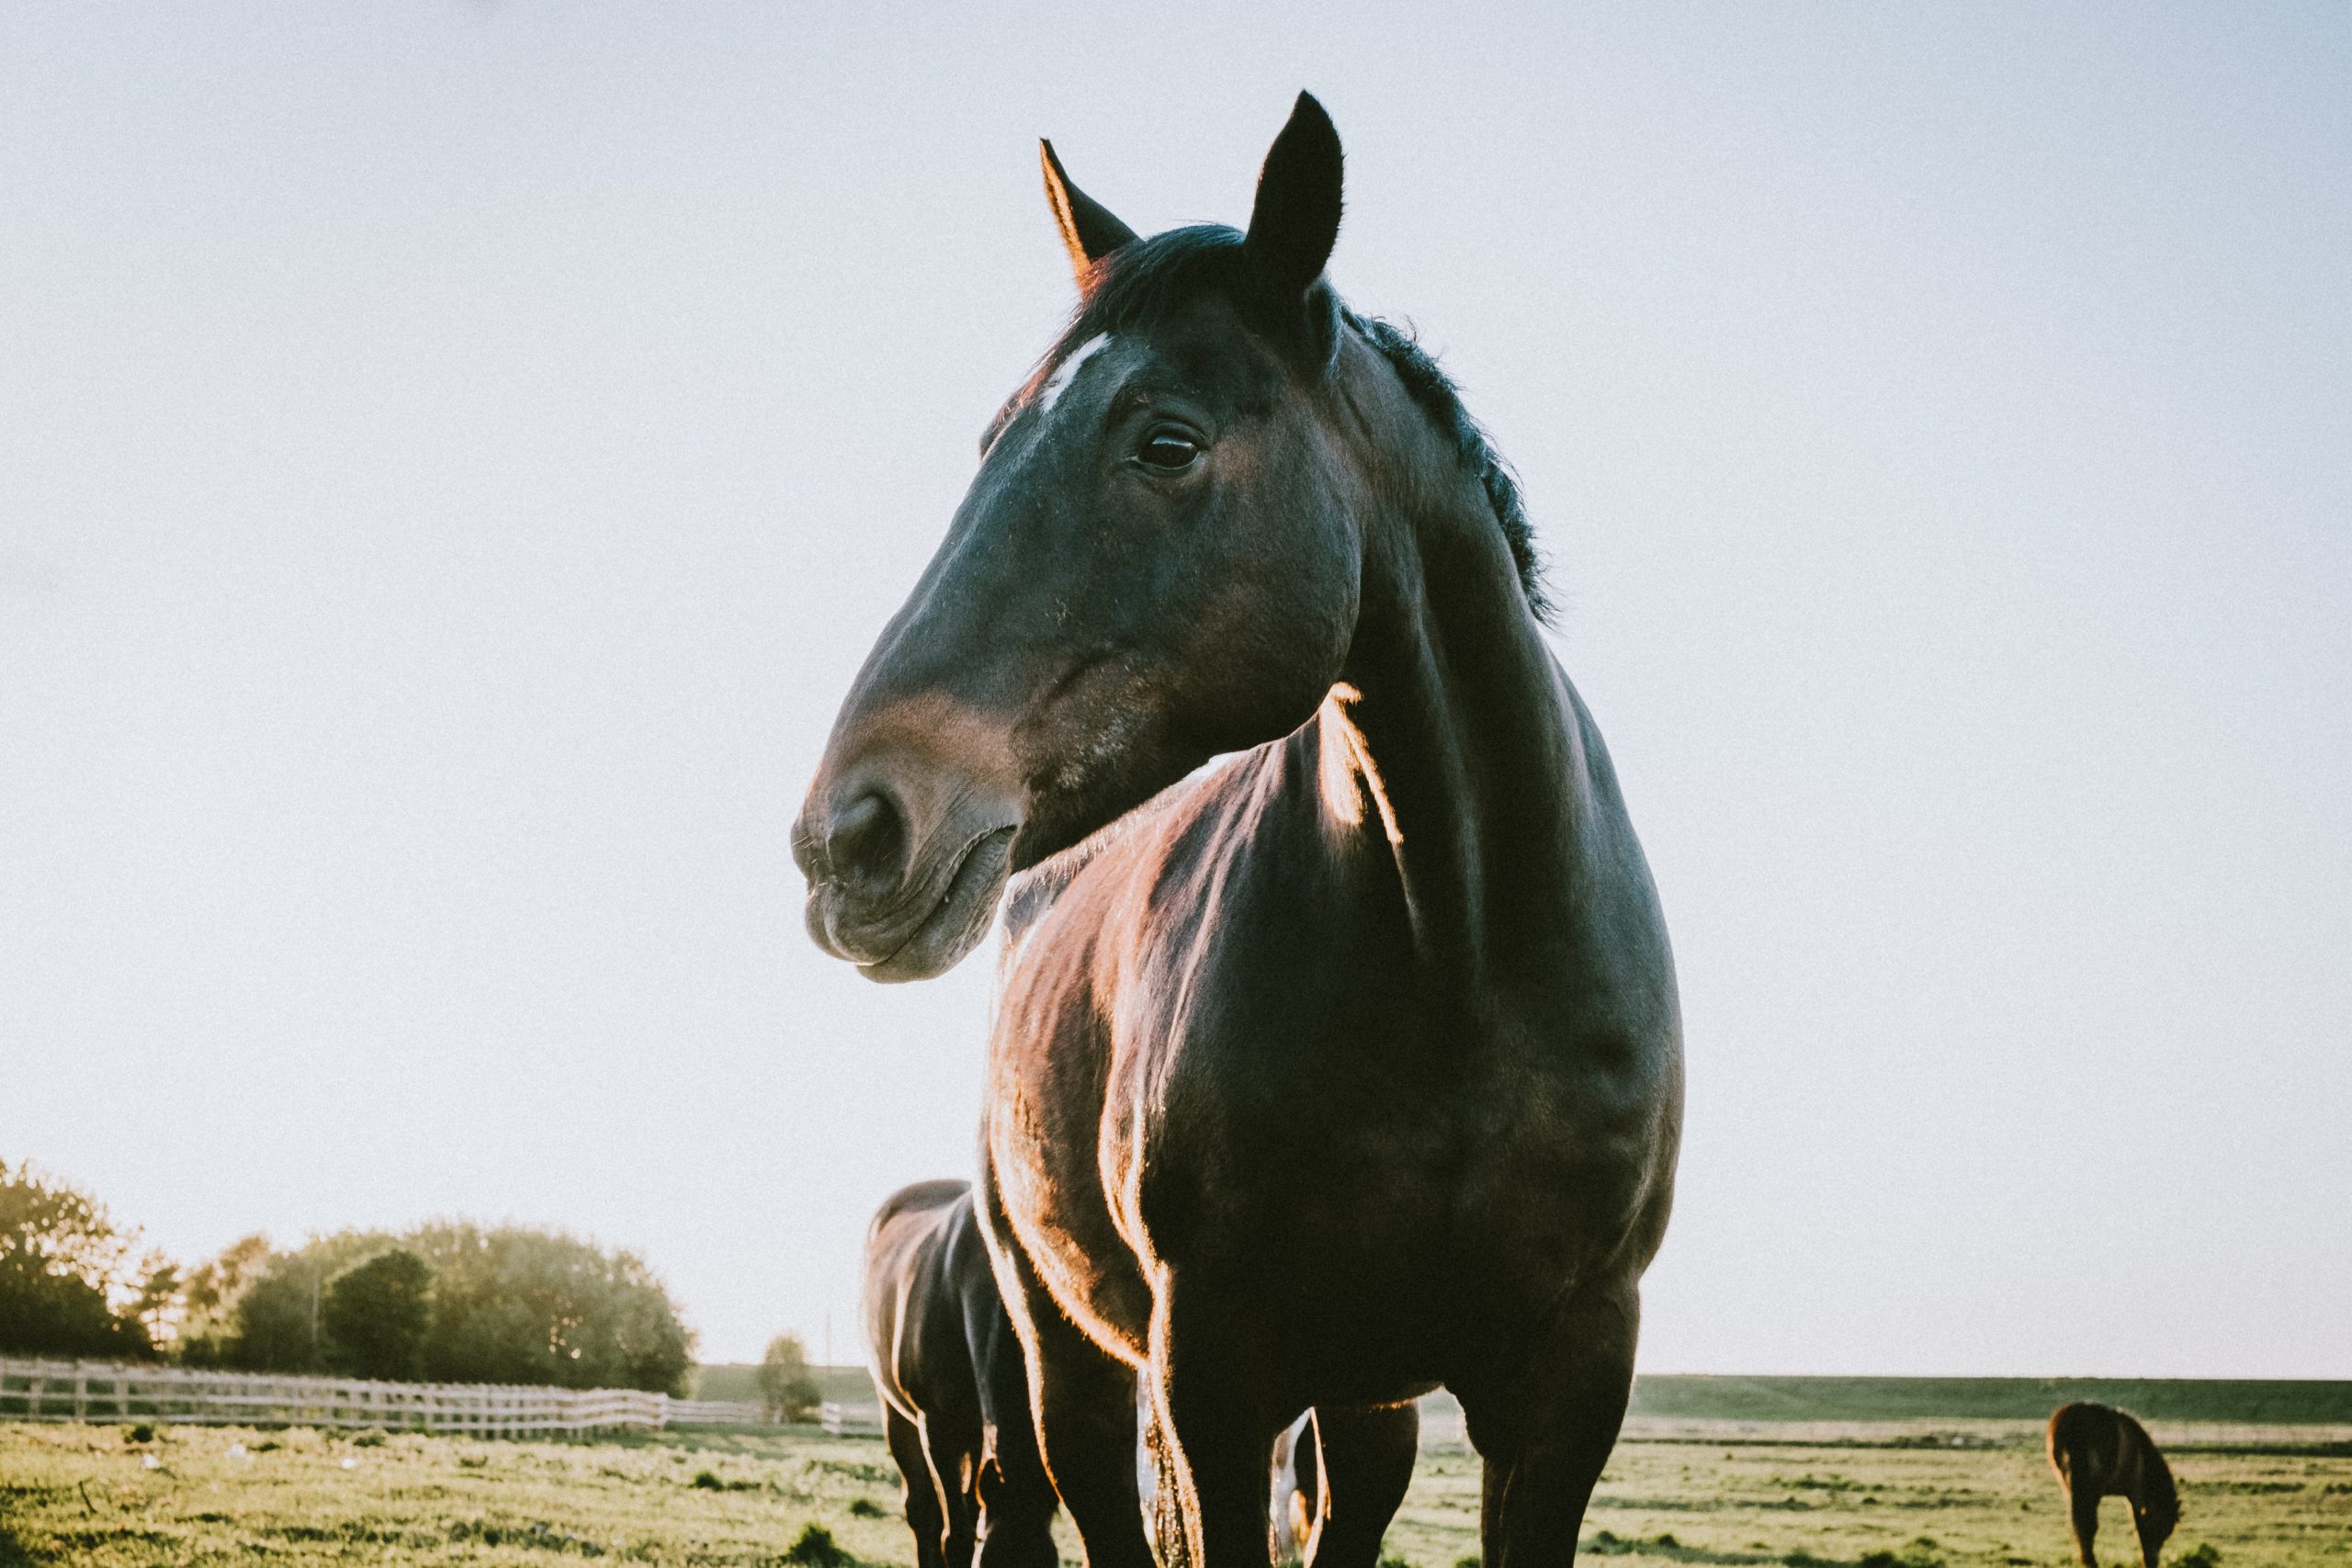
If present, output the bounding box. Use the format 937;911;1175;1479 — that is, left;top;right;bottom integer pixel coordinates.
1242;92;1344;356
1041;139;1137;290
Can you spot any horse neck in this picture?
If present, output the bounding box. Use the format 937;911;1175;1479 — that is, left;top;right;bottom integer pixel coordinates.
1326;376;1604;990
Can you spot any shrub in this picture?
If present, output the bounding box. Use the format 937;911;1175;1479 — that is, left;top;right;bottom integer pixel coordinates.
849;1498;888;1518
1859;1546;1941;1568
2176;1548;2221;1568
691;1469;724;1491
785;1523;853;1566
756;1333;823;1423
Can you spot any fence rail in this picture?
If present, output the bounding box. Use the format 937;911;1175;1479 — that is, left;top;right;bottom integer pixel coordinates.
20;1359;2336;1452
820;1401;884;1437
0;1358;764;1436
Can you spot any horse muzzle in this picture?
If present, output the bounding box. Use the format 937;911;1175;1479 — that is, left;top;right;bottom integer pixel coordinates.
793;779;1020;983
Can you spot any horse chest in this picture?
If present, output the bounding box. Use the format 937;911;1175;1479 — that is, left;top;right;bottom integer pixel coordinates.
1110;969;1664;1303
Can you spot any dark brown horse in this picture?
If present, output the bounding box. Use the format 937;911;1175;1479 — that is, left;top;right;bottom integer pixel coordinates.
872;1181;1415;1568
864;1180;1059;1568
797;93;1681;1568
2048;1403;2180;1568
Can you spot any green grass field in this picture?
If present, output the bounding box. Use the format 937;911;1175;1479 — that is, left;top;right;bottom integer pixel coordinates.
3;1420;2346;1568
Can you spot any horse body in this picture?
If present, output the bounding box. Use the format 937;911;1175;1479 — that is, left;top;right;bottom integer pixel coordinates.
863;1180;1059;1568
989;677;1675;1407
799;95;1679;1568
982;586;1676;1563
2047;1403;2179;1568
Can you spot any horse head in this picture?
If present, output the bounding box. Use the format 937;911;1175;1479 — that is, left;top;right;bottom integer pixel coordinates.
794;95;1367;980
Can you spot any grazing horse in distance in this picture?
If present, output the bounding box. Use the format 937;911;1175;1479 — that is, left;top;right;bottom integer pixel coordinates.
797;92;1680;1568
2048;1403;2180;1568
864;1180;1059;1568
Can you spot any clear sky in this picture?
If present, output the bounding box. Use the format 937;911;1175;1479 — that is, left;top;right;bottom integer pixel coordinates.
4;3;2346;1374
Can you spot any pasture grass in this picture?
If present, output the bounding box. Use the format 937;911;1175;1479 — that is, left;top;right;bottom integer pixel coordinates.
688;1367;875;1408
2;1422;2346;1567
1387;1438;2351;1568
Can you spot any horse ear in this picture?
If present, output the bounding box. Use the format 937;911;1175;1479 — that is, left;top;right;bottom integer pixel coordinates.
1242;92;1343;300
1041;140;1137;288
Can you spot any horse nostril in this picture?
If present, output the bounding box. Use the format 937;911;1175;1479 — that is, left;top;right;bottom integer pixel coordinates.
826;790;909;895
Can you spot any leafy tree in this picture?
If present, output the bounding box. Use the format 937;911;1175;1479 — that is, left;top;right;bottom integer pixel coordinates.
411;1222;695;1393
200;1223;694;1392
322;1248;434;1380
755;1332;822;1422
0;1174;696;1393
175;1234;275;1366
209;1232;390;1372
128;1258;183;1348
0;1159;154;1358
0;1259;142;1358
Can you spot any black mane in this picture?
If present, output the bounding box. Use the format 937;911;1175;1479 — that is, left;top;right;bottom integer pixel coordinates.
1345;309;1550;623
1050;225;1552;623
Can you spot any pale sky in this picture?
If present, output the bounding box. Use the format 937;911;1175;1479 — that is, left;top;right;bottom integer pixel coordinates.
3;4;2346;1373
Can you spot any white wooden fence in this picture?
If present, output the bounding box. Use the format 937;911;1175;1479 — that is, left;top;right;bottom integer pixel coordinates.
0;1357;764;1436
820;1400;884;1436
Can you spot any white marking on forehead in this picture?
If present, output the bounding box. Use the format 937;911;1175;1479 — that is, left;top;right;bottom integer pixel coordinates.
1035;333;1113;416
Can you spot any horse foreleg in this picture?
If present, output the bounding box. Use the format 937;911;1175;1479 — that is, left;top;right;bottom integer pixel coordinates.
923;1421;982;1568
888;1406;955;1568
993;1249;1154;1568
1027;1307;1156;1568
1153;1281;1279;1568
2068;1484;2101;1568
972;1299;1062;1568
1455;1288;1638;1568
1302;1403;1419;1568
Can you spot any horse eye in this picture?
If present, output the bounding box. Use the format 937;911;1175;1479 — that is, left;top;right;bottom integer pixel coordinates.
1137;430;1201;472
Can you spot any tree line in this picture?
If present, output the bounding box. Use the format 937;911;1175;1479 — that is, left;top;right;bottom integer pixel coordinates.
2;1159;695;1395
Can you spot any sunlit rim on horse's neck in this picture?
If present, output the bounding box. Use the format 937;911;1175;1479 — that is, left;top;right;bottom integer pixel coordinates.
1000;745;1253;935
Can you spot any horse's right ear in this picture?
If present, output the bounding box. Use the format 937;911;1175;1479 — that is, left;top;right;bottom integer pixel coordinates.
1241;93;1344;364
1041;140;1137;289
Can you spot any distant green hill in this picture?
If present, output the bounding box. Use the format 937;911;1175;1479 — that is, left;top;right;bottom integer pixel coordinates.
1626;1376;2352;1425
684;1367;2350;1426
690;1364;873;1405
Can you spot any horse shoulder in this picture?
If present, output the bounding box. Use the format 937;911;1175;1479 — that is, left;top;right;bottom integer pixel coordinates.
986;782;1237;1351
